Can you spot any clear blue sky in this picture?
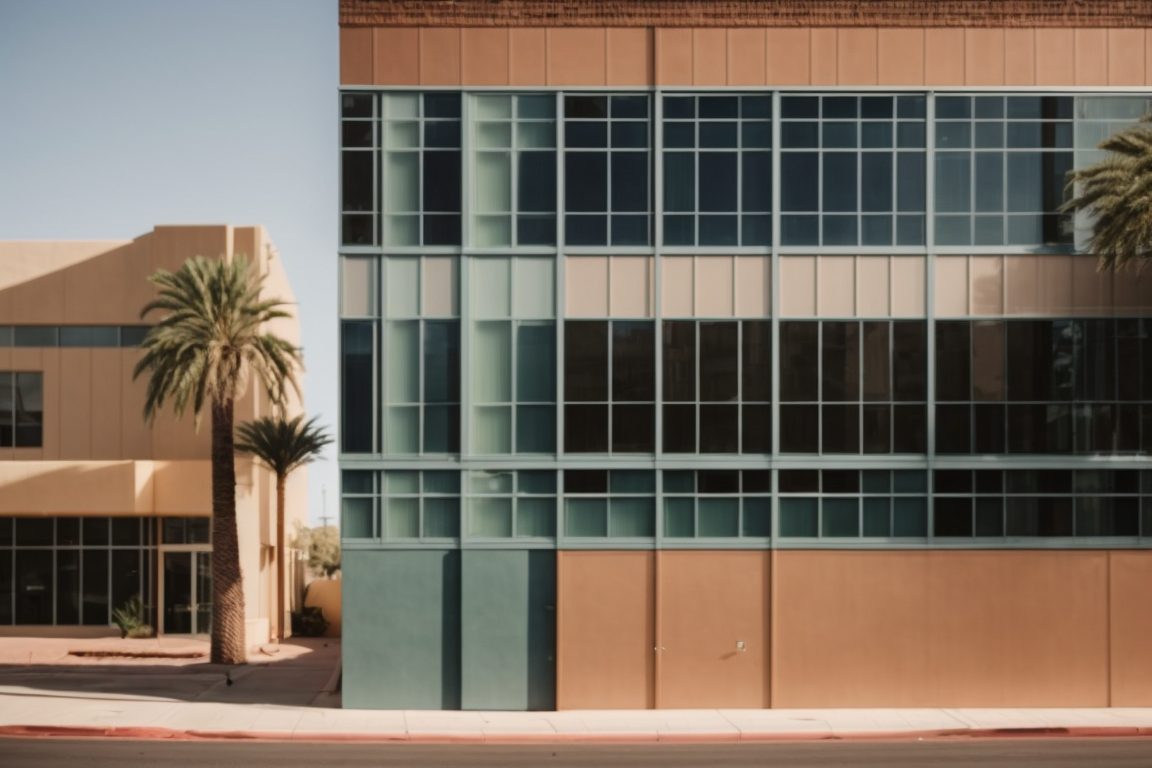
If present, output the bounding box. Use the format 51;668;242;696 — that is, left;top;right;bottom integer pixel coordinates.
0;0;341;525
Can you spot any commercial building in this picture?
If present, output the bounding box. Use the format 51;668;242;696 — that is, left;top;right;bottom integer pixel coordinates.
0;225;304;646
338;0;1152;709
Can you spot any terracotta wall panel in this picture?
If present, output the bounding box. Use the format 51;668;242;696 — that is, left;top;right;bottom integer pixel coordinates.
934;256;969;317
557;552;654;710
964;29;1004;85
655;27;692;85
340;27;374;85
856;256;890;316
727;28;766;86
509;28;547;85
658;551;768;708
548;28;606;85
461;28;510;86
1109;552;1152;706
837;28;878;85
607;28;653;86
765;29;810;85
420;28;461;85
1107;29;1145;85
924;28;964;85
1035;29;1075;85
817;256;855;316
1074;29;1108;86
774;552;931;707
877;28;924;85
373;27;419;85
1003;28;1036;85
927;552;1108;706
779;256;816;317
809;28;837;85
692;28;727;85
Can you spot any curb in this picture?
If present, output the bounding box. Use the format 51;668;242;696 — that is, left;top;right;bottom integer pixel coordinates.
3;724;1152;744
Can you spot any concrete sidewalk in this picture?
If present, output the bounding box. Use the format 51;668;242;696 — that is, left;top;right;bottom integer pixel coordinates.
0;636;1151;743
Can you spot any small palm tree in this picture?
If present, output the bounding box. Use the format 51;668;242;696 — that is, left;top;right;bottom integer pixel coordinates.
1063;116;1152;271
235;415;332;642
134;255;300;665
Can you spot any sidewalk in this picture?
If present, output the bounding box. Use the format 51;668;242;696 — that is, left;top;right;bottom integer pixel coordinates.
0;636;1151;743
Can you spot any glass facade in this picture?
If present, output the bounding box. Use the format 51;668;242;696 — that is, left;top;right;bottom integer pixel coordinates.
340;89;1152;551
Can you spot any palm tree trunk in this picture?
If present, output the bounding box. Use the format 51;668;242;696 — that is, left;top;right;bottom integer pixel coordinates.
211;398;247;665
276;474;286;642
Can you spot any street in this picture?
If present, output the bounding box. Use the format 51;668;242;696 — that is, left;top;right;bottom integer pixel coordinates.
5;737;1152;767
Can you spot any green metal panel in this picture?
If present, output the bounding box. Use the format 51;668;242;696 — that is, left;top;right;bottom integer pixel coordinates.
342;550;460;709
460;550;556;711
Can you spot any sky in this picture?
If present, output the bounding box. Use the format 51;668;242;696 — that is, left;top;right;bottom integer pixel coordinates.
0;0;341;525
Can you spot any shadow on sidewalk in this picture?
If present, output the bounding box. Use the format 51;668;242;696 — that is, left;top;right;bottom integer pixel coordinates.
0;638;341;708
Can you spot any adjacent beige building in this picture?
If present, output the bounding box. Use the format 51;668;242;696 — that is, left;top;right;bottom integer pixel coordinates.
0;225;305;645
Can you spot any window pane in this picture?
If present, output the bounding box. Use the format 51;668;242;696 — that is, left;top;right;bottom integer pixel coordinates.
609;498;654;537
612;322;654;401
564;322;607;401
698;498;739;537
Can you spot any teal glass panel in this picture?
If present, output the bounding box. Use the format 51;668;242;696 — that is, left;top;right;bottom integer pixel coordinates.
423;498;460;538
742;497;771;537
423;471;460;494
862;498;891;536
516;405;555;453
385;257;420;317
664;498;695;537
472;321;512;402
387;498;420;539
386;321;419;402
516;322;556;401
385;470;419;494
471;257;511;318
862;470;890;493
893;470;927;493
513;258;555;318
609;498;655;537
780;498;818;537
423;406;456;453
342;498;374;539
974;498;1004;536
470;470;514;494
518;94;554;120
893;497;928;536
473;405;512;453
470;497;513;537
610;470;655;494
698;498;739;537
343;470;375;494
518;471;556;495
664;471;695;493
822;498;859;537
565;499;607;537
516;497;556;537
385;407;419;453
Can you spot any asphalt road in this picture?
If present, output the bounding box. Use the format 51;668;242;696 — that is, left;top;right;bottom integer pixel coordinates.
5;737;1152;767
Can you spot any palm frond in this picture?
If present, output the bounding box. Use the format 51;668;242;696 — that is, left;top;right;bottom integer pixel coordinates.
235;415;333;478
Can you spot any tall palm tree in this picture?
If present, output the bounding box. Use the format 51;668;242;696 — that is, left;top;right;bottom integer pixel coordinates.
235;415;332;642
1063;116;1152;270
134;255;300;665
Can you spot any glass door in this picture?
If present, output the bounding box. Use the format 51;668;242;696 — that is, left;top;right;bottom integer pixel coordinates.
195;552;212;635
162;550;211;635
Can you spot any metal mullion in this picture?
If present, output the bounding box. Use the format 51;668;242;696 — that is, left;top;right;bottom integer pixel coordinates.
925;91;937;546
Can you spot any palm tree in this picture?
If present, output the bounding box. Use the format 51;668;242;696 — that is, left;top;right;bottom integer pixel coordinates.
235;415;332;642
134;255;300;665
1063;116;1152;270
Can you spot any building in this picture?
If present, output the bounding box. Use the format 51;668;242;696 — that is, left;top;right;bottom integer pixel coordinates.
0;225;305;646
338;0;1152;710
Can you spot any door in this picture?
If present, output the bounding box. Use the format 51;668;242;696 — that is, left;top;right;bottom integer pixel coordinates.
162;551;211;635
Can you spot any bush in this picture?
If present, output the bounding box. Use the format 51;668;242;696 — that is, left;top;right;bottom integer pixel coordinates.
290;606;328;637
112;595;154;639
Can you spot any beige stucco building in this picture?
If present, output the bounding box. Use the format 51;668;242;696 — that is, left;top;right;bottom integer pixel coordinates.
0;224;305;646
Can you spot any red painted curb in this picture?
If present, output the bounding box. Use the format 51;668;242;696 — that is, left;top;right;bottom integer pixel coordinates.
3;723;1152;744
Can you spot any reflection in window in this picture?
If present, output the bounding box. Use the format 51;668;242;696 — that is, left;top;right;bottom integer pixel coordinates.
663;470;771;538
778;469;927;538
563;470;653;538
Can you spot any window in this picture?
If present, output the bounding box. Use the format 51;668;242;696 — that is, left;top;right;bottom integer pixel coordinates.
467;470;556;539
340;92;378;245
564;94;651;245
662;320;771;453
470;94;557;246
779;94;926;246
778;469;928;539
934;95;1073;246
662;94;771;246
0;372;42;448
663;470;771;538
778;321;925;454
564;321;655;453
563;470;654;538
